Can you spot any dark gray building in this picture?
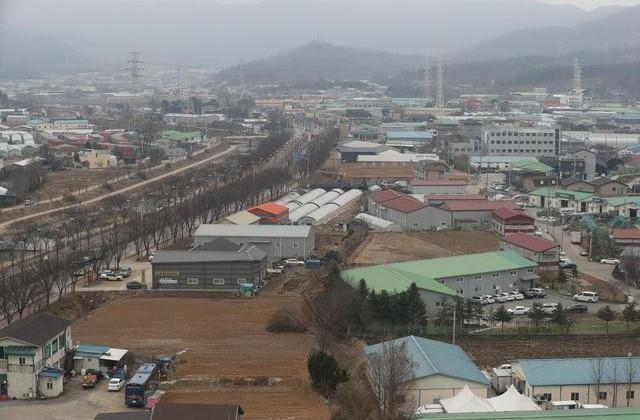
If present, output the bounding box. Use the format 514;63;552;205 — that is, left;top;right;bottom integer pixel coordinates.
151;238;267;290
193;224;315;262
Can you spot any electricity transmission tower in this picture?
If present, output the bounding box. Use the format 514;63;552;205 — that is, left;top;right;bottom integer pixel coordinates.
424;60;432;102
435;57;445;114
128;52;142;94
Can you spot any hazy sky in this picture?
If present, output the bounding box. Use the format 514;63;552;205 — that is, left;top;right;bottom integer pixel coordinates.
539;0;640;9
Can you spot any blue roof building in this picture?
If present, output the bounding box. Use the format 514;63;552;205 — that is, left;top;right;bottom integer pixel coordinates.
364;336;489;407
512;357;640;408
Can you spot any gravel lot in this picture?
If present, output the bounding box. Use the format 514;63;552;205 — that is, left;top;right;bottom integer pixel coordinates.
0;376;138;420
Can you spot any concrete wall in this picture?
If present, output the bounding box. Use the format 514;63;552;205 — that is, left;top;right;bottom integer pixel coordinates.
500;241;559;272
409;375;489;406
438;267;536;300
38;375;64;398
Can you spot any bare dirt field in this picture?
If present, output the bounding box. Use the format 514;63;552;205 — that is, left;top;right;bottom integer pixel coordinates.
348;231;500;266
72;294;330;420
457;335;640;370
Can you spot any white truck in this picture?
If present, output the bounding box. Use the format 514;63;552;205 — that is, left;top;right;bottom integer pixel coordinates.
570;231;581;244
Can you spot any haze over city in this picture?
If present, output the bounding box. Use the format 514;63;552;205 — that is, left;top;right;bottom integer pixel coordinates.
1;0;640;419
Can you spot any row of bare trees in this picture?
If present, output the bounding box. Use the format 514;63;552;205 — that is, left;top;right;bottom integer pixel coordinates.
0;127;302;324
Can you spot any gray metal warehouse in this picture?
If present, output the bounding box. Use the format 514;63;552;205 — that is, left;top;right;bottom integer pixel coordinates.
151;238;268;290
193;224;315;262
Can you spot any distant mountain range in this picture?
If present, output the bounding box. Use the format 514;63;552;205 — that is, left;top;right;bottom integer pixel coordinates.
0;0;629;75
451;5;640;62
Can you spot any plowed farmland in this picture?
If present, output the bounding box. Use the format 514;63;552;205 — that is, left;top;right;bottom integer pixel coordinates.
348;231;500;266
72;295;329;420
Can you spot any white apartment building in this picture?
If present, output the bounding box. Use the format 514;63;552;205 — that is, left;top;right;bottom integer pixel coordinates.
482;124;560;157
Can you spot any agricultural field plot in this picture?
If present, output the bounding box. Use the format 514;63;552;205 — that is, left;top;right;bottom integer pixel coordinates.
43;168;130;197
72;295;329;420
457;335;640;370
348;231;500;266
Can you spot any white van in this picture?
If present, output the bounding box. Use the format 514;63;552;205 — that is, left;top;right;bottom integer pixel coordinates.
573;291;599;303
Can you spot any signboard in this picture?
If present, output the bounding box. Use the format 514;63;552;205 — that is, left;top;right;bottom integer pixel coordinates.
155;271;179;277
158;278;178;285
556;193;574;200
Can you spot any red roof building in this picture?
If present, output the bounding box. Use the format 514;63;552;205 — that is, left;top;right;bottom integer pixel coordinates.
611;228;640;247
370;189;404;204
382;196;427;214
426;194;486;202
247;202;289;225
491;207;535;236
500;233;560;272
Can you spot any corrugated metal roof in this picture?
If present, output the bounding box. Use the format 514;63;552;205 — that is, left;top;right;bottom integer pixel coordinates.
343;252;536;293
386;131;433;140
364;336;489;385
221;210;261;225
605;196;640;207
382;196;427;213
502;233;559;253
248;202;289;216
370;189;404;204
342;264;456;296
152;246;266;263
75;344;110;355
441;200;521;212
518;357;640;386
529;188;593;201
194;224;313;239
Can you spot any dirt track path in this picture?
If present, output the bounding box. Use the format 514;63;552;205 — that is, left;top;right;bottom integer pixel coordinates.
0;145;236;232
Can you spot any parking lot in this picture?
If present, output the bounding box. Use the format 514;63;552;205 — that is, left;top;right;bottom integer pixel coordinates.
0;376;136;420
475;287;624;322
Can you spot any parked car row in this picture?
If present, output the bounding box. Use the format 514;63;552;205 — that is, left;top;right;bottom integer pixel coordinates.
471;291;525;305
99;267;132;281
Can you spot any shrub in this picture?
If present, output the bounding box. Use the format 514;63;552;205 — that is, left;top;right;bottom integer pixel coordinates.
266;308;307;333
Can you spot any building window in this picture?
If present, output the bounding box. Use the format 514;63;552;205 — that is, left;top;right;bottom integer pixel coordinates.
46;382;53;390
474;274;481;280
457;289;464;295
474;286;481;292
435;301;442;307
456;277;464;282
571;392;579;400
510;270;516;275
293;243;298;248
237;278;246;284
212;278;225;285
439;279;445;284
19;357;26;365
510;282;517;288
627;390;635;399
187;278;199;285
51;339;58;354
542;393;552;401
598;391;607;400
492;273;499;278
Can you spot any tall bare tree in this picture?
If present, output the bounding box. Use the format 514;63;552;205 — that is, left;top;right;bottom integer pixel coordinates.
366;339;417;420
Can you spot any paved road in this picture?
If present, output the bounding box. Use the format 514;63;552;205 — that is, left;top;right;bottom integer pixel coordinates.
0;145;236;232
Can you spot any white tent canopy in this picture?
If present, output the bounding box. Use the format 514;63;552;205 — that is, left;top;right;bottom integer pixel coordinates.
487;385;541;412
425;385;541;414
439;386;494;413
